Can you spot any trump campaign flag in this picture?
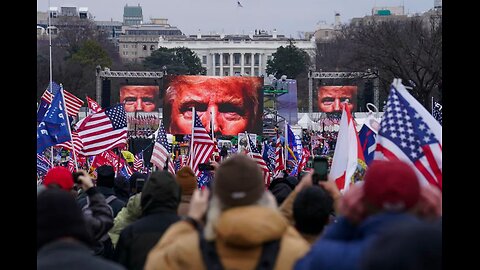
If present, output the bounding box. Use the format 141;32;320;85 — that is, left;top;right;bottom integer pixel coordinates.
37;88;72;153
374;79;442;190
329;103;366;193
38;82;84;120
358;114;381;166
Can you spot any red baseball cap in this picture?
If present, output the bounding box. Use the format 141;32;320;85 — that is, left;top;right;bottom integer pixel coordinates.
363;160;420;211
43;167;74;191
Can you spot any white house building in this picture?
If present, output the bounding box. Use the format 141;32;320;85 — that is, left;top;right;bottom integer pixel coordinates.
157;30;316;76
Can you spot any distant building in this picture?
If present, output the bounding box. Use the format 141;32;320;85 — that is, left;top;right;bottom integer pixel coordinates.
118;18;184;62
95;20;123;47
123;4;143;26
350;6;409;27
153;30;316;77
305;13;341;43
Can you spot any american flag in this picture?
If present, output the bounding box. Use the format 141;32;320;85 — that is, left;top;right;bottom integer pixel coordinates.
76;104;128;156
186;110;215;177
274;133;285;177
37;153;52;176
374;80;442;190
56;130;84;155
246;133;271;187
133;151;144;172
432;100;442;126
40;82;84;118
151;121;175;174
297;147;311;173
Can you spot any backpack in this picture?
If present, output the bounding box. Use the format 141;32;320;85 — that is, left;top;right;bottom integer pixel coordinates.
81;194;117;258
82;194;117;220
198;229;281;270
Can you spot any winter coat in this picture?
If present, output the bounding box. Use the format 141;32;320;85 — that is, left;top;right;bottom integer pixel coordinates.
108;193;142;247
294;212;421;270
113;172;181;270
37;239;126;270
144;206;310;270
78;186;126;218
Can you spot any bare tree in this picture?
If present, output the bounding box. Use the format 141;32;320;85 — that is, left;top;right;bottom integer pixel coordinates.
315;15;442;109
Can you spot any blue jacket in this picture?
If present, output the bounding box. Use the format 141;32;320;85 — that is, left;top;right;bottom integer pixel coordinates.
294;212;421;270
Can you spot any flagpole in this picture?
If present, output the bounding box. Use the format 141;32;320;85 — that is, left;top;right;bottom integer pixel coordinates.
60;84;78;171
284;122;288;167
190;107;195;168
48;0;54;168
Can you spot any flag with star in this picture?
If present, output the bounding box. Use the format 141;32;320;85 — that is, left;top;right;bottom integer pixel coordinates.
374;79;442;191
151;121;175;174
37;88;72;153
76;104;128;156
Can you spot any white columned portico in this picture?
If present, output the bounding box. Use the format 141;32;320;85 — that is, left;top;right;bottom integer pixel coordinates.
220;53;223;76
240;53;245;75
229;53;233;76
258;53;262;76
212;53;216;76
251;53;255;76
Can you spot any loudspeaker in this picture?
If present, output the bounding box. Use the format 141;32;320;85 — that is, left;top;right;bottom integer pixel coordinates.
101;79;111;108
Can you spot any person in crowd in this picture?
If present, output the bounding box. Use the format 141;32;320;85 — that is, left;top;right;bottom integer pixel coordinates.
268;172;295;205
108;172;147;247
77;165;126;259
144;154;310;270
120;85;159;113
360;220;442;270
294;160;442;270
114;171;181;270
220;144;228;161
279;170;339;245
113;175;130;203
175;166;198;216
37;188;126;270
317;85;357;113
40;167;115;258
163;75;263;135
78;165;126;218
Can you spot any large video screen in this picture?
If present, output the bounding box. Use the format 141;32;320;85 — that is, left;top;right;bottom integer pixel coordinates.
119;84;160;113
316;85;358;113
163;75;264;135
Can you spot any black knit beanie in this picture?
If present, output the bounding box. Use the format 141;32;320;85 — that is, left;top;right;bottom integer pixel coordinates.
96;165;115;188
293;186;333;235
37;188;92;251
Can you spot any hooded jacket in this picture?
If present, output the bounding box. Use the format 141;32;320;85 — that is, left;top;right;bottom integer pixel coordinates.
113;171;181;270
144;205;310;270
108;193;142;247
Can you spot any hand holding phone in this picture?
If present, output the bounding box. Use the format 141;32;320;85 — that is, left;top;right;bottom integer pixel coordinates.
198;163;215;171
312;156;329;185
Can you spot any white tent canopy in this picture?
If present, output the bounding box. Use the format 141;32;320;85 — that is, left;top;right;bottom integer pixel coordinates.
297;113;316;129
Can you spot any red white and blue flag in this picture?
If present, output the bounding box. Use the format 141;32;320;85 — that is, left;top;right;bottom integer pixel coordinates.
246;132;271;187
374;79;442;190
76;104;128;156
40;82;84;118
186;110;215;177
151;121;175;174
133;151;144;172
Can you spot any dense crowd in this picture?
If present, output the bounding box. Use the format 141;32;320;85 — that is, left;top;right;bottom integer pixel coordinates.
37;154;442;270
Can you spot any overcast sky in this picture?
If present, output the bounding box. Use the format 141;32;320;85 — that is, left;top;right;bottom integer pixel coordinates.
37;0;435;37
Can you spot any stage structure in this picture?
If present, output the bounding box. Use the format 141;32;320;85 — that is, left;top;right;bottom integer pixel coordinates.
308;70;379;117
95;66;165;163
262;75;290;137
95;66;165;106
